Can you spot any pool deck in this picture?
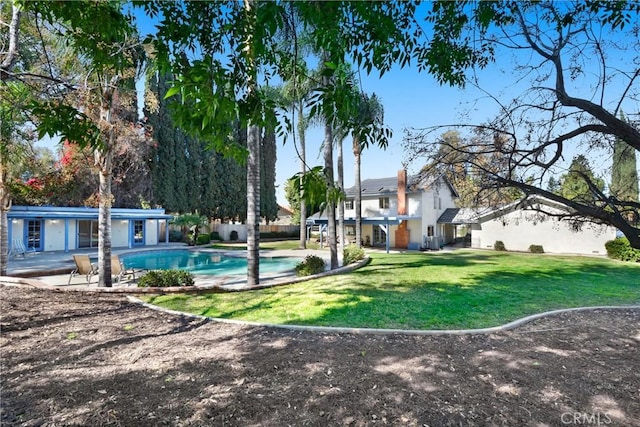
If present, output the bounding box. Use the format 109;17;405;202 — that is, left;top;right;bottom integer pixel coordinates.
1;243;338;290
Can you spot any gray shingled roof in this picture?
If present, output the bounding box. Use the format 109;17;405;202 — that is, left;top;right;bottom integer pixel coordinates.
437;207;493;224
344;174;438;198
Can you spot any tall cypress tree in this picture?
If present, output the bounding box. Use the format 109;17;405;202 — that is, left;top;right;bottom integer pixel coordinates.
260;127;278;223
611;113;639;204
212;125;247;221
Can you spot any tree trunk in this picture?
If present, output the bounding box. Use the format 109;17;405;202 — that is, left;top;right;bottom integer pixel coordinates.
353;135;362;248
322;57;338;269
0;4;21;79
95;76;119;288
246;124;261;286
337;136;344;259
297;101;307;249
244;0;260;286
96;155;113;287
0;163;9;276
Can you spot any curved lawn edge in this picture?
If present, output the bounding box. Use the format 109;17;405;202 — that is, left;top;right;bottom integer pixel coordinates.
0;256;371;294
129;298;640;335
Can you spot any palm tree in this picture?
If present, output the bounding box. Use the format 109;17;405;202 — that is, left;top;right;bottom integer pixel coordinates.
352;93;387;249
280;61;315;249
171;213;209;245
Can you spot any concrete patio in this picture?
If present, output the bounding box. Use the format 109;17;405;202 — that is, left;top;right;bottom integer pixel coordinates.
1;244;341;291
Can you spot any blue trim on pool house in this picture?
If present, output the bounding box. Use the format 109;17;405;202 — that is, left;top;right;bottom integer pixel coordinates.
7;206;173;253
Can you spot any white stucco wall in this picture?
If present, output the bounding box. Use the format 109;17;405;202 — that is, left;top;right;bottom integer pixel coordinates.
472;208;617;255
360;195;398;217
44;220;66;251
215;223;248;241
146;219;158;245
420;178;458;243
9;219;23;246
67;220;77;250
407;219;422;246
407;193;422;217
112;220;129;248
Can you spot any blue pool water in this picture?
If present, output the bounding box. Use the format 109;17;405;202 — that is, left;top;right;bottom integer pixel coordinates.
121;250;299;276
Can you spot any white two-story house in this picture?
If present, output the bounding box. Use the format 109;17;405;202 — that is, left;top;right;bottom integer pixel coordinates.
308;170;459;250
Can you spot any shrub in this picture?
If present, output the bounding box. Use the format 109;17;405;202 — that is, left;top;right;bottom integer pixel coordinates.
529;244;544;254
138;270;195;288
605;237;640;262
295;255;326;276
229;230;239;241
196;234;211;245
343;244;365;265
169;230;183;242
210;231;222;241
260;231;299;239
494;240;507;251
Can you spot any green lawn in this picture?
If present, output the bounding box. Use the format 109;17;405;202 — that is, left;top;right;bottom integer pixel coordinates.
143;250;640;330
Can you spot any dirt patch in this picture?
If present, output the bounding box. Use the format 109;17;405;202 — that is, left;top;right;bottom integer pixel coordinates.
1;284;639;426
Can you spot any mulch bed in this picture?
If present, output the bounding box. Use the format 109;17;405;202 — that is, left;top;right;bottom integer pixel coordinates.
1;284;639;426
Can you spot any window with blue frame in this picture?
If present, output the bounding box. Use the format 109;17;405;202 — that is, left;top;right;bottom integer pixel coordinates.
133;220;144;245
25;220;43;251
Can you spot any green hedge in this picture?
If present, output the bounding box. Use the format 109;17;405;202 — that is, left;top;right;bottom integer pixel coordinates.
169;230;183;242
529;244;545;254
260;231;299;239
295;255;325;276
196;234;211;245
494;241;507;251
210;231;222;241
605;237;640;262
343;244;365;265
138;270;195;287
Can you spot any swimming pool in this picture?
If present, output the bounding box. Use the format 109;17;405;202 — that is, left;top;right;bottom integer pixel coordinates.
121;250;300;276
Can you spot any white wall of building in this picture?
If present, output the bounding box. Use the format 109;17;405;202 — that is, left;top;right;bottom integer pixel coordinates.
406;193;422;217
358;195;398;218
9;219;23;245
44;220;66;251
67;220;77;250
472;208;617;255
146;219;159;245
112;220;129;248
406;219;423;246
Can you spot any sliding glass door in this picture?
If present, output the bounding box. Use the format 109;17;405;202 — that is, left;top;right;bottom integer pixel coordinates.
78;220;99;248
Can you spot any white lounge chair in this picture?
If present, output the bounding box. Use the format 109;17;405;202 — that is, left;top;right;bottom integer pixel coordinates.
9;239;36;258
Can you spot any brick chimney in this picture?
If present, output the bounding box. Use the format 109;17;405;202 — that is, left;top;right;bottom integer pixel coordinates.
395;169;410;249
397;169;407;215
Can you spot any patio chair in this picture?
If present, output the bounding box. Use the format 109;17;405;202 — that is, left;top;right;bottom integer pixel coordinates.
111;255;139;285
68;254;98;285
9;239;36;258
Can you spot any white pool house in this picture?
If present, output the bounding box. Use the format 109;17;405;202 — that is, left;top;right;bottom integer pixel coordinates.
7;206;173;253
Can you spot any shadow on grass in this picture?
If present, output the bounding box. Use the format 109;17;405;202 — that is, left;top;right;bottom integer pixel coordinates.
150;251;640;330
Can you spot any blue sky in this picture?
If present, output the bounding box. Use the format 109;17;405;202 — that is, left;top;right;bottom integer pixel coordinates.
38;4;639;207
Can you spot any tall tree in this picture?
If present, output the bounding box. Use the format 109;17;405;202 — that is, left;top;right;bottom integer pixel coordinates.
404;1;640;248
0;82;32;275
350;93;389;248
2;2;139;285
610;113;640;224
279;60;315;248
260;128;278;224
559;155;606;203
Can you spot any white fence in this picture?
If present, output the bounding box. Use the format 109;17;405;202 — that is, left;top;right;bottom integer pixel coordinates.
208;223;299;241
